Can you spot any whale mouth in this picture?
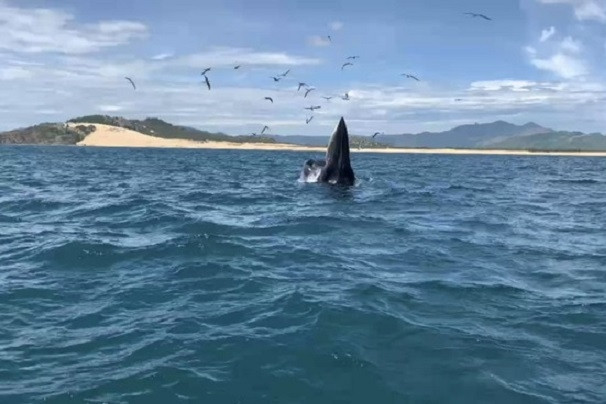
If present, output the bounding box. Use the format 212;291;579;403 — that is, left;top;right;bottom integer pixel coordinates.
299;159;324;183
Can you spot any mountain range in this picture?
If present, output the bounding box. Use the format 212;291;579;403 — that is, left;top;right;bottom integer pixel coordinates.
1;116;605;151
272;121;548;147
273;120;606;151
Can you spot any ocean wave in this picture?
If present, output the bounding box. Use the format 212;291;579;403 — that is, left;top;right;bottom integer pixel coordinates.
1;147;605;403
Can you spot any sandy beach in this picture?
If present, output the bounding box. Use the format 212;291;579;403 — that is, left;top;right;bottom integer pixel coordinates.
75;123;606;157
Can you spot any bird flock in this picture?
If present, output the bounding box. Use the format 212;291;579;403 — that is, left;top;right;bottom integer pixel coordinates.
123;12;492;139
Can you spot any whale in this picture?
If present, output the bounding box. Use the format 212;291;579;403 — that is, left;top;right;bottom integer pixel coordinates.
300;117;355;185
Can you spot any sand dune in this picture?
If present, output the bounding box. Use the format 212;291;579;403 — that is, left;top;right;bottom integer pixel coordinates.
75;123;322;151
74;123;606;157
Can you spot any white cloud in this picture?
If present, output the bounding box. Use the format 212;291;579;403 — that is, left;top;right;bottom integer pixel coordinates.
0;66;33;80
0;2;147;54
470;80;540;92
540;26;556;42
307;35;331;47
560;36;582;52
98;105;124;112
176;47;321;67
151;53;173;61
525;46;538;55
526;30;587;79
537;0;606;22
530;52;588;78
330;21;344;31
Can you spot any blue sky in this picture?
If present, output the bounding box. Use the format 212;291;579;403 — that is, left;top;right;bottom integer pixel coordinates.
0;0;605;135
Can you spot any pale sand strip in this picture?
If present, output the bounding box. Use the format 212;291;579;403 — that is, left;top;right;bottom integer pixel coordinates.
74;123;606;157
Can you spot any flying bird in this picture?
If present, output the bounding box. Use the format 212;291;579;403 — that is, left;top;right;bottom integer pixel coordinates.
204;75;211;90
341;92;350;101
271;76;282;82
251;132;257;137
347;56;360;60
327;35;332;42
261;125;270;134
322;96;333;101
455;98;463;102
124;77;136;90
304;88;315;98
464;12;492;21
372;132;383;139
306;116;314;124
402;73;420;81
341;62;353;71
279;69;291;77
305;105;321;111
297;82;307;91
264;97;274;103
201;68;211;75
234;65;242;70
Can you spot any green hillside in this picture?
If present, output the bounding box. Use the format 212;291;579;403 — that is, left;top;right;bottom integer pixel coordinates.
488;131;606;151
0;123;96;145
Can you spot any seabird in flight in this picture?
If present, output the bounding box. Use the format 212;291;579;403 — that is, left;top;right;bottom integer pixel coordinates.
402;73;420;81
464;12;492;21
124;77;136;90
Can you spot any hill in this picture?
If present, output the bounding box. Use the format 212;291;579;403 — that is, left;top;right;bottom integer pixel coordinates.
373;121;552;148
0;123;96;145
488;131;606;151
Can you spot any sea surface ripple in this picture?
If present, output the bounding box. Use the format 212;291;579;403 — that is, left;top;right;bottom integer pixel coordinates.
1;146;605;403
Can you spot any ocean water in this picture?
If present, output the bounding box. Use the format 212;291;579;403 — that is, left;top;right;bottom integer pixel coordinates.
1;146;605;404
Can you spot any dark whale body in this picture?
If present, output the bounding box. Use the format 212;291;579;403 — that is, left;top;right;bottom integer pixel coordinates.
300;117;355;186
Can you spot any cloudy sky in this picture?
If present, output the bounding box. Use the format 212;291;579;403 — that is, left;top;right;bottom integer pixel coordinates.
0;0;605;135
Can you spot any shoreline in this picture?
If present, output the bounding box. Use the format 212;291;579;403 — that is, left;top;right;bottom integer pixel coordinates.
5;122;603;157
73;143;606;157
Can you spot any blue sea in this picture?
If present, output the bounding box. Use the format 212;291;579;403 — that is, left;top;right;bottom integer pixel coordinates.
1;146;605;403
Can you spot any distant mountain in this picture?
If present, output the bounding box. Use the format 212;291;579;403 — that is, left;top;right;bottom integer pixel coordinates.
271;134;389;149
488;131;606;151
0;123;96;145
373;121;552;148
